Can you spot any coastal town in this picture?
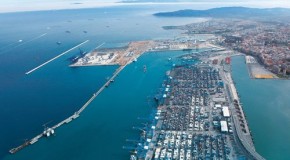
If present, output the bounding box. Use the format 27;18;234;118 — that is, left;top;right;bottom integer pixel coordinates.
166;19;290;78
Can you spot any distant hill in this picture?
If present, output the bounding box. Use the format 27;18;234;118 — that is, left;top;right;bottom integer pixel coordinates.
154;7;290;19
121;0;187;2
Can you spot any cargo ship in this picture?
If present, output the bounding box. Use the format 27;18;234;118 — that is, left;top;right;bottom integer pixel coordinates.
68;48;87;64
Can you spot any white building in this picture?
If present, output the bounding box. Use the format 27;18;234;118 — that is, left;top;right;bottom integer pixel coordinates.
220;121;228;132
222;106;230;117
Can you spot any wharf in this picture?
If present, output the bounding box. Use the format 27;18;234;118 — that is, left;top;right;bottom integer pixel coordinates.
221;59;265;160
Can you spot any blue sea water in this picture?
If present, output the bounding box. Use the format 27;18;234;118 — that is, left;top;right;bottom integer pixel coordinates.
0;5;205;160
4;50;192;160
1;4;290;160
231;56;290;160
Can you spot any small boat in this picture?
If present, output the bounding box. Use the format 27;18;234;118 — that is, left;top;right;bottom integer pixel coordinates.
83;31;87;33
56;41;61;45
130;155;137;160
66;30;71;33
133;58;137;62
143;65;147;72
18;40;23;43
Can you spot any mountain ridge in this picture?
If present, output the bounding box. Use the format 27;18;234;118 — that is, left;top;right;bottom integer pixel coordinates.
153;7;290;18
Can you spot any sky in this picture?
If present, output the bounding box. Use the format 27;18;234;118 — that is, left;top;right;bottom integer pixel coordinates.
1;0;290;13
